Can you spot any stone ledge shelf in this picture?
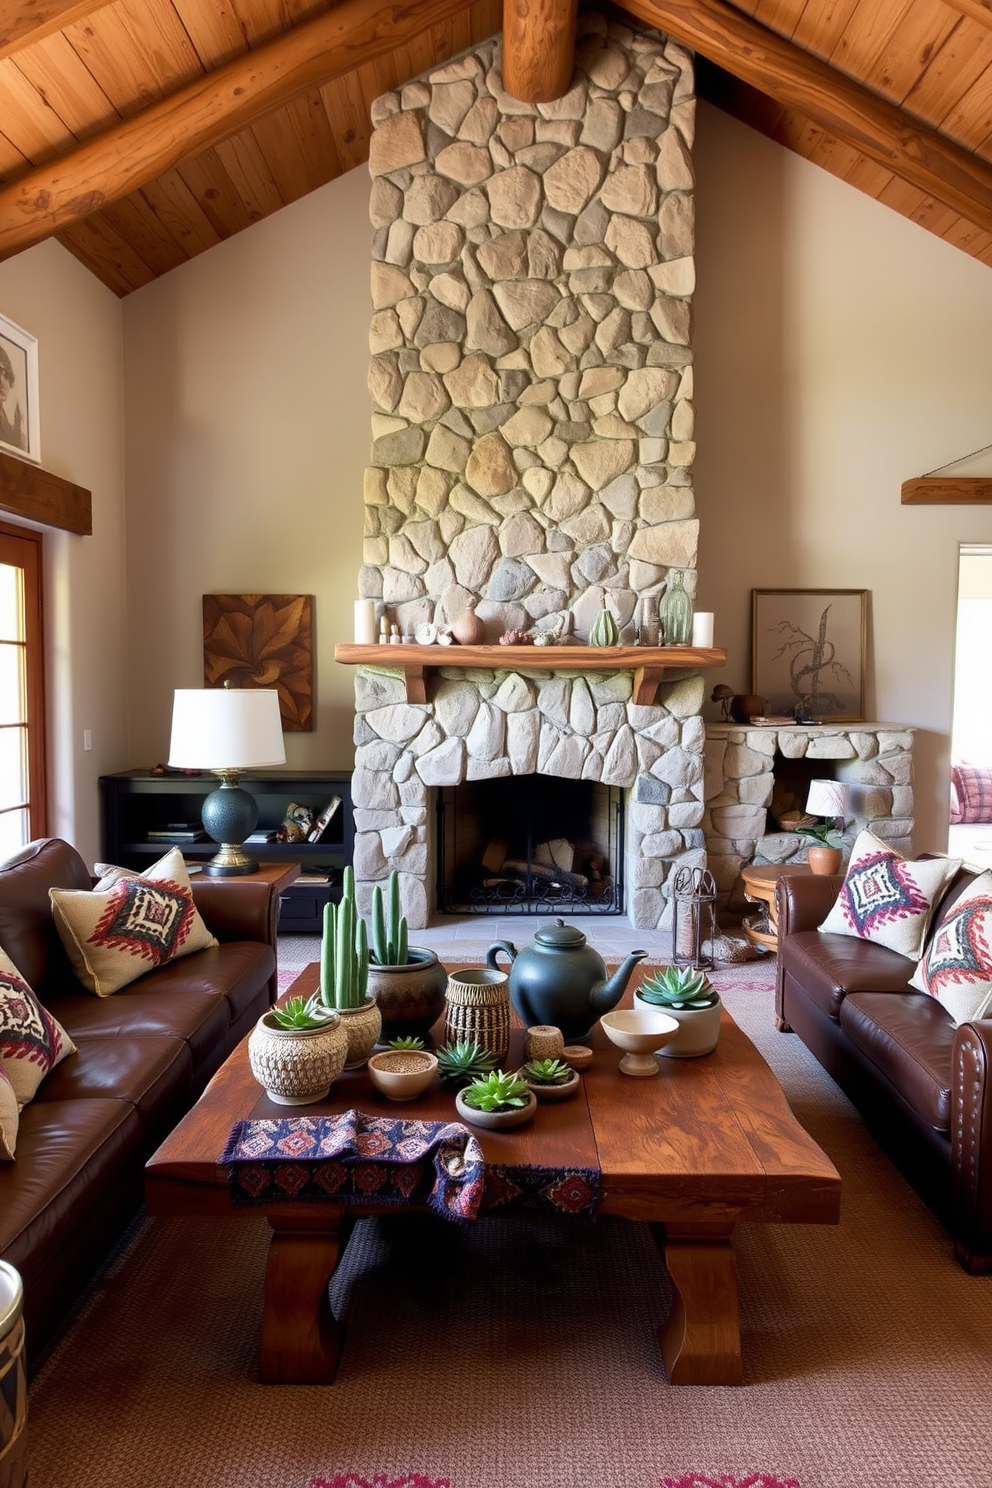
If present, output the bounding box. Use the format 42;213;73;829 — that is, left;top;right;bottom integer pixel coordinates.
335;643;728;707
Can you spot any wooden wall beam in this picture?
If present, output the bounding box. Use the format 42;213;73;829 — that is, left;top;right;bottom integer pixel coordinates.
0;451;91;535
901;478;992;504
502;0;577;103
0;0;110;62
941;0;992;32
623;0;992;238
0;0;469;261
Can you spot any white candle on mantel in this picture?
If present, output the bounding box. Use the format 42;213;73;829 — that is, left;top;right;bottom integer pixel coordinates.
354;599;376;645
692;612;715;648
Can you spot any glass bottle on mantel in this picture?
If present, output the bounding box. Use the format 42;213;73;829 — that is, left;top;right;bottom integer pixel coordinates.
660;569;692;646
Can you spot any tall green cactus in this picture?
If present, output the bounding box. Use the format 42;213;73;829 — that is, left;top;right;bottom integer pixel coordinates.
370;870;409;967
320;866;370;1009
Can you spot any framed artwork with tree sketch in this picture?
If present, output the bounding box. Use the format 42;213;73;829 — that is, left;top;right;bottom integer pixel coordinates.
751;590;868;722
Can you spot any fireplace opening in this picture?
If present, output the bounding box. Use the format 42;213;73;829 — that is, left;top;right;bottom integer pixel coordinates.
767;755;842;832
436;775;624;916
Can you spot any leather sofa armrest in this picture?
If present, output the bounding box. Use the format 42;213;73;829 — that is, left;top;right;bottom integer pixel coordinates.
775;873;843;938
190;877;278;950
952;1017;992;1272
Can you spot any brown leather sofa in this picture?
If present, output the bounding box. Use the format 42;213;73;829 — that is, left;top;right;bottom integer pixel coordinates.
0;838;278;1361
775;864;992;1273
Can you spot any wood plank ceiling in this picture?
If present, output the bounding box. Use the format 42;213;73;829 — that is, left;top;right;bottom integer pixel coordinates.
3;0;992;296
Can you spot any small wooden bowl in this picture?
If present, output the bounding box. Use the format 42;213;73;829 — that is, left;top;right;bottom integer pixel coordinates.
562;1044;594;1070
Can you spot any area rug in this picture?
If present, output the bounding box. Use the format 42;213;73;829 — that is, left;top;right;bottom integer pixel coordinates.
25;982;992;1488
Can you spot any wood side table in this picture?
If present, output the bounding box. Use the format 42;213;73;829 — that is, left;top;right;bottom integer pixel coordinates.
740;862;811;953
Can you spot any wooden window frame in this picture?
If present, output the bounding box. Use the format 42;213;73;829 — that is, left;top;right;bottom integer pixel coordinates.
0;518;46;841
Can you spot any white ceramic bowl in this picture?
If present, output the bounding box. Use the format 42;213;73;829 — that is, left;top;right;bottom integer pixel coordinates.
600;1007;680;1076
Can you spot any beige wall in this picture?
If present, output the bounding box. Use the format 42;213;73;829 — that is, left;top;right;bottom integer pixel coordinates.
0;240;126;868
693;103;992;854
122;166;371;772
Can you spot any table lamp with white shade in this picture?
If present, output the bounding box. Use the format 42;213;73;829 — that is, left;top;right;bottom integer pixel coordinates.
803;779;851;874
168;686;286;876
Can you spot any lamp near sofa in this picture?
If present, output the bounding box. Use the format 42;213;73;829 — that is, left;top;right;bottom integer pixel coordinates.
803;779;851;875
168;686;285;876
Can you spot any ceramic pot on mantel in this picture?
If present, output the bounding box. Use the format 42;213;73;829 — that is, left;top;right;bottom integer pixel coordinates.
450;600;485;646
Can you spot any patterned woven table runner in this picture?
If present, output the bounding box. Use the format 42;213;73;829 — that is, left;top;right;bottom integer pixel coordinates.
221;1110;601;1222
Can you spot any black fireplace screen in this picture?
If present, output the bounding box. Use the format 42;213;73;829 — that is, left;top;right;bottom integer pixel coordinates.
436;775;624;916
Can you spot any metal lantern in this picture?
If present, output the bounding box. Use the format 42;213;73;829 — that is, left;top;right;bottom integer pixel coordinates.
671;865;717;970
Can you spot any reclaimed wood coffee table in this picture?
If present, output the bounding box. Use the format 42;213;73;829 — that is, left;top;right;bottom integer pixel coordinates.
145;965;840;1387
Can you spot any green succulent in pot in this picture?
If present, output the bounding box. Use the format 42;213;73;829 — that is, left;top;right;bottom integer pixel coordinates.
461;1069;530;1112
267;993;339;1030
636;965;720;1010
387;1035;425;1051
436;1039;497;1084
522;1057;574;1087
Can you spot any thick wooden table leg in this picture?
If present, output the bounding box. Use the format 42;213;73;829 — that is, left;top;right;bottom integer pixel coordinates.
651;1222;743;1385
260;1213;348;1384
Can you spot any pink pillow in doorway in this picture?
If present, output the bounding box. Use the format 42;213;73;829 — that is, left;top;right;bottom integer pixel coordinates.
951;765;992;825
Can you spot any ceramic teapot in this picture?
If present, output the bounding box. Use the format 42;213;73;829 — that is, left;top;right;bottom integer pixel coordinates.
486;919;647;1042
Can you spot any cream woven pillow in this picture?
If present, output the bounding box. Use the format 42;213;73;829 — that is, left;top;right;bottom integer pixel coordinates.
910;870;992;1025
0;945;75;1107
50;848;217;998
818;830;961;961
0;1064;18;1160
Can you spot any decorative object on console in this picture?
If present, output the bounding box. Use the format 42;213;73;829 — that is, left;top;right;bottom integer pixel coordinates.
634;965;722;1058
751;589;868;722
443;967;512;1065
660;569;692;645
909;869;992;1024
800;779;851;874
818;829;961;959
450;600;485;645
671;865;717;969
588;602;619;647
202;594;313;732
487;920;646;1043
168;685;286;875
278;801;313;842
0;310;40;464
247;1003;347;1105
50;848;217;996
601;1006;679;1076
319;866;379;1067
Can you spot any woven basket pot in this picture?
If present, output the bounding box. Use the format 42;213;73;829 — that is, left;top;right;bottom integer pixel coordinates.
336;996;382;1069
247;1012;348;1104
443;968;511;1065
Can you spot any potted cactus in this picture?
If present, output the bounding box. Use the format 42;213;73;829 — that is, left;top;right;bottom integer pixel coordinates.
520;1057;580;1102
634;965;722;1058
455;1069;537;1129
365;870;448;1042
320;866;380;1067
247;993;347;1104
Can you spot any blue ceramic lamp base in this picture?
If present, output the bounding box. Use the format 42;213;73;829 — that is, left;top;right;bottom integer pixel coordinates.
200;774;260;876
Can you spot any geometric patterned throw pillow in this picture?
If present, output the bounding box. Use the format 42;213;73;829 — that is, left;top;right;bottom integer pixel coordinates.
910;870;992;1024
0;1063;18;1159
818;829;961;961
49;848;217;998
0;944;76;1106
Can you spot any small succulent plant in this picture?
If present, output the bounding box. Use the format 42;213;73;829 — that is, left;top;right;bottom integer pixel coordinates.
461;1069;530;1112
522;1058;574;1086
268;993;338;1030
387;1035;425;1051
436;1039;497;1083
636;965;719;1010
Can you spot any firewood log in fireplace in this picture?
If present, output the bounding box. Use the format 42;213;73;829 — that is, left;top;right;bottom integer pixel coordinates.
499;859;591;891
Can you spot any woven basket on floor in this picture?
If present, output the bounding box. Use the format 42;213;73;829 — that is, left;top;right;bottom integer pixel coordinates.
443;970;511;1064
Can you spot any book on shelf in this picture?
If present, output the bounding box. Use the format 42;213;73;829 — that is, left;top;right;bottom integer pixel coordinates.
308;796;342;843
147;827;206;842
243;830;279;844
295;871;331;885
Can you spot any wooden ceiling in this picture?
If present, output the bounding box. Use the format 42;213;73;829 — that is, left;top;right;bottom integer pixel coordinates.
4;0;992;296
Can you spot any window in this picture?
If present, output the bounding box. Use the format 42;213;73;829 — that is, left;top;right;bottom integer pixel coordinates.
0;520;46;854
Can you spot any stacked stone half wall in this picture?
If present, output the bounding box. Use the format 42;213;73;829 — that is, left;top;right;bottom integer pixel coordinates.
353;15;701;931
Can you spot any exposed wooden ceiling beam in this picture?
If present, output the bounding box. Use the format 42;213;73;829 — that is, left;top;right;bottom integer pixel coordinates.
941;0;992;31
0;0;110;62
624;0;992;237
502;0;577;103
0;0;469;262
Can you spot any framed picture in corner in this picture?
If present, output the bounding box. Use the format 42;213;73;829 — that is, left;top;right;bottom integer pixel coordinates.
0;312;40;464
751;589;868;723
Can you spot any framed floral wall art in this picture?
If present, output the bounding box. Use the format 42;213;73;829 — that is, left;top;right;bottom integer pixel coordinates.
0;312;40;464
751;589;868;722
203;594;313;731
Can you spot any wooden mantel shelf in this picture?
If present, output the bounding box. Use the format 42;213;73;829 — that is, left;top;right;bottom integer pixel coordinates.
334;642;727;707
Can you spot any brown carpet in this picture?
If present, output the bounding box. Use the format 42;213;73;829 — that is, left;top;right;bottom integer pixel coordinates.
26;984;992;1488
